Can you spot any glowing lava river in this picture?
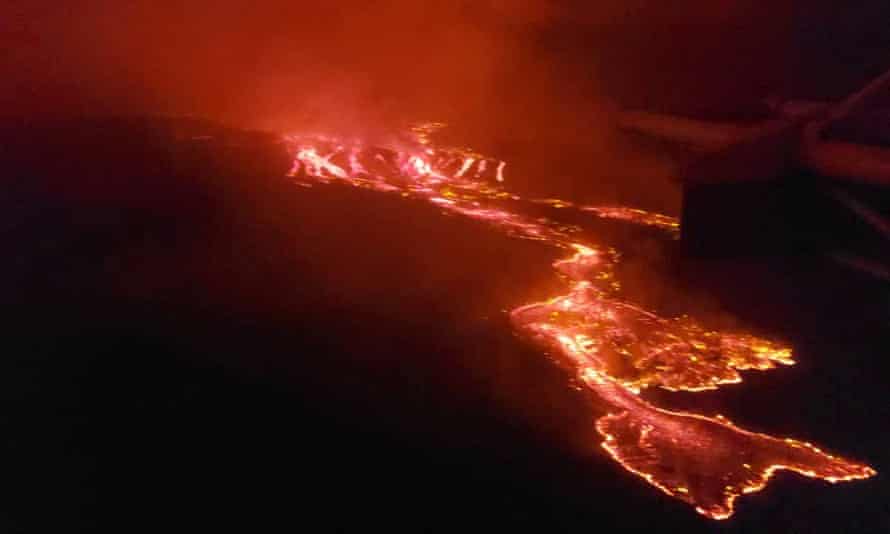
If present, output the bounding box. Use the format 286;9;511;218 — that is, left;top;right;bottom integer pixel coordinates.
283;124;875;520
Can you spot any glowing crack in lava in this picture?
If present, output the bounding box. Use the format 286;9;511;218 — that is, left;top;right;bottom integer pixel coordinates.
283;125;875;520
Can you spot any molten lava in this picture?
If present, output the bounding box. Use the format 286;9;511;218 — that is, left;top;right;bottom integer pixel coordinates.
283;125;875;520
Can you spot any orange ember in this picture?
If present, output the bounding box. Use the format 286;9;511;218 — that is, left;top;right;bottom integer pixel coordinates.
284;125;875;520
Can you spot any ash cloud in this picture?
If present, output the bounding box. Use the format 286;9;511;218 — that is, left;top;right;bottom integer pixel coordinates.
5;1;888;127
0;1;626;200
2;2;568;128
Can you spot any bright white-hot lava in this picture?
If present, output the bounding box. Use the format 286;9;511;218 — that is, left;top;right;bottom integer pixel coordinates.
283;125;875;520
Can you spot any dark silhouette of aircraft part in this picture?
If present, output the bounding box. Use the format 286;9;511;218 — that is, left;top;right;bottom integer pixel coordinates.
618;68;890;274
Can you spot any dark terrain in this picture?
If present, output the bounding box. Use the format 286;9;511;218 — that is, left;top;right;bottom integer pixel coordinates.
2;118;887;532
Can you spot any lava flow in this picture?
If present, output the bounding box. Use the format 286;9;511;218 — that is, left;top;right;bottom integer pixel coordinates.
283;124;875;520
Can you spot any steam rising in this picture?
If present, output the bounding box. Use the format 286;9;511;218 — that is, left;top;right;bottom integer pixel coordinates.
5;1;888;209
4;2;574;128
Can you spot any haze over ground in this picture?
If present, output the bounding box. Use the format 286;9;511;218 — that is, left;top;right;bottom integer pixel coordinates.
5;2;889;125
4;1;890;209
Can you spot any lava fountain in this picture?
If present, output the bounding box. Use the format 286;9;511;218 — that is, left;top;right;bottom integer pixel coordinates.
283;124;875;520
